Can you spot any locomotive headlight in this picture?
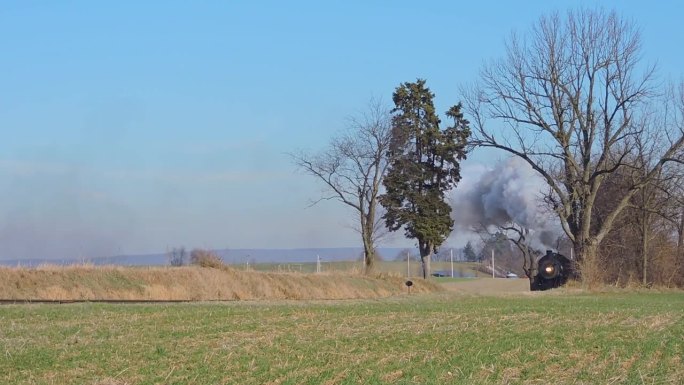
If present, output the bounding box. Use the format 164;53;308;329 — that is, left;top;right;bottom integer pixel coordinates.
544;265;555;274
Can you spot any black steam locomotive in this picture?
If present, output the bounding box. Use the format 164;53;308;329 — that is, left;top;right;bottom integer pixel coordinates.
530;250;574;291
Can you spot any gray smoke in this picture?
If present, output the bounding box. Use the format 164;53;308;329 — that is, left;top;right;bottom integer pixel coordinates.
452;157;560;248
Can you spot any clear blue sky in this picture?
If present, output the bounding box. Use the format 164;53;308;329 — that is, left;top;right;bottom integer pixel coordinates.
1;1;682;259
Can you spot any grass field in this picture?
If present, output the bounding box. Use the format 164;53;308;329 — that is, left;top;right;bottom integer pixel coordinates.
2;290;682;385
240;261;485;278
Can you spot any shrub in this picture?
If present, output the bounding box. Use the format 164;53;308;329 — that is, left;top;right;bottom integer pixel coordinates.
190;249;224;268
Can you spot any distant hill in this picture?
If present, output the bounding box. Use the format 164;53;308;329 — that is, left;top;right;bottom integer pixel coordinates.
0;247;427;267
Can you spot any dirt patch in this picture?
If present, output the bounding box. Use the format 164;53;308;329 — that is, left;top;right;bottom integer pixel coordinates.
440;278;531;295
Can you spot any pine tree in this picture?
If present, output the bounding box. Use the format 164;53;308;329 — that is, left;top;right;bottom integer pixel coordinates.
463;241;477;262
380;79;470;278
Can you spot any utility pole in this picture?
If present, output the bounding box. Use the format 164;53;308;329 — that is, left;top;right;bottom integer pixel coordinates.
450;249;454;278
491;249;495;278
407;251;410;277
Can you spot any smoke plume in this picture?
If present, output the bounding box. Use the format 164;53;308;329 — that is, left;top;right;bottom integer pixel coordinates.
452;157;560;248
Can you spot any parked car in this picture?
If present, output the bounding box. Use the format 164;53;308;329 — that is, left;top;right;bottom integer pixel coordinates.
431;270;450;277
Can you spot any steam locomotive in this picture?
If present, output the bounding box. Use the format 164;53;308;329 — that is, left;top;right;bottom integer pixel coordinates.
530;250;575;291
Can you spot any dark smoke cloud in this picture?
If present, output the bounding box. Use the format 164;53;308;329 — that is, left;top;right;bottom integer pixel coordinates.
452;157;561;248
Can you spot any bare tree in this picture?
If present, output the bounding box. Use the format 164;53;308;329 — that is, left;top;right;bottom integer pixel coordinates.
631;140;681;285
290;99;392;273
474;222;541;282
637;158;684;285
168;246;187;267
586;152;684;287
500;224;538;281
462;9;684;284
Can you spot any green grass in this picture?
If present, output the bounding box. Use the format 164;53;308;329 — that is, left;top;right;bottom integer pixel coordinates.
1;292;683;384
240;260;483;277
430;277;477;283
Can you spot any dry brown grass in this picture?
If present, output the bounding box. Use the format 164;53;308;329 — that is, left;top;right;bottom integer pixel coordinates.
0;265;440;301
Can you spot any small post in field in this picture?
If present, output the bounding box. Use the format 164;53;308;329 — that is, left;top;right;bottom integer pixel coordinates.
363;251;366;271
491;249;495;278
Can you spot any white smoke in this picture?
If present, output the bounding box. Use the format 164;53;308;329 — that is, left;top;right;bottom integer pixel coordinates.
452;157;560;248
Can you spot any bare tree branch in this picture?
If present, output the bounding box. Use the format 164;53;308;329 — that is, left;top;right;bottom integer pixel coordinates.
290;98;393;273
461;9;684;284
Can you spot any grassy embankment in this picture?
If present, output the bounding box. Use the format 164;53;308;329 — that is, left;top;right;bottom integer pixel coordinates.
0;260;484;301
0;264;440;301
1;291;682;384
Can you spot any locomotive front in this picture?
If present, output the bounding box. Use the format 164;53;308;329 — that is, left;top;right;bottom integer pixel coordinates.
530;250;575;291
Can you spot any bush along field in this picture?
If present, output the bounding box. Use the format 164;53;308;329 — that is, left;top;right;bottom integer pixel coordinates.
1;291;682;385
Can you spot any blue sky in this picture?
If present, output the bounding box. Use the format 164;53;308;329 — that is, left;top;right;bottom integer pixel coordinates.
1;1;682;259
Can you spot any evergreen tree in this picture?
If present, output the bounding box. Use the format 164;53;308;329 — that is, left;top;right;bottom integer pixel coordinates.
380;79;470;278
463;241;477;262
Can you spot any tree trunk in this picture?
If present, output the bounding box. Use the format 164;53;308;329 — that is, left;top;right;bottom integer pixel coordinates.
420;254;432;279
362;240;374;274
641;211;651;286
419;241;432;279
677;208;684;284
522;247;535;284
678;208;684;254
360;209;375;274
576;240;600;287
